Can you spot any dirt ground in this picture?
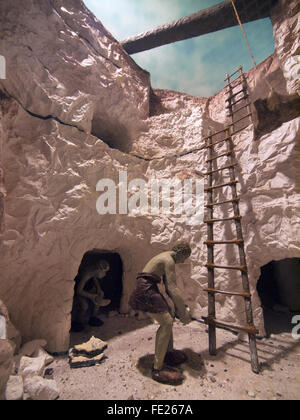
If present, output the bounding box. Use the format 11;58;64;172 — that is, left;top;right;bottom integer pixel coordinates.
51;310;300;401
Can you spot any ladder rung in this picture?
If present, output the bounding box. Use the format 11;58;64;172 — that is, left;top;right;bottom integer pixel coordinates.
205;136;230;148
202;125;231;143
224;77;244;90
205;180;238;191
205;239;244;245
226;102;251;113
204;164;237;176
226;87;246;101
227;95;249;107
202;317;259;336
204;216;241;223
205;263;247;272
205;197;240;207
204;288;251;298
206;151;233;162
224;67;243;81
231;124;251;136
232;112;252;125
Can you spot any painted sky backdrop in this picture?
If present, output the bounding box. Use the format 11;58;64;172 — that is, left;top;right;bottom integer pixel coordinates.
84;0;275;97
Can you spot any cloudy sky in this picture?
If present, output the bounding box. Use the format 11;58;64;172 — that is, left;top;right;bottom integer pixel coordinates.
84;0;275;97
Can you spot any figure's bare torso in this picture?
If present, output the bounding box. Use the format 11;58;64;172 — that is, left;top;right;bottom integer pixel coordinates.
143;251;175;278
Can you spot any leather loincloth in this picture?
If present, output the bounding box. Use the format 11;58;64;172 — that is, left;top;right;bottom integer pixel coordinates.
129;272;170;313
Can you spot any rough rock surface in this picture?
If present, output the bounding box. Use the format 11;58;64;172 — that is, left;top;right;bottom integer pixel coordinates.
24;375;59;400
18;354;47;379
0;299;21;353
271;0;300;96
5;375;23;401
0;0;150;153
0;0;299;357
0;339;14;399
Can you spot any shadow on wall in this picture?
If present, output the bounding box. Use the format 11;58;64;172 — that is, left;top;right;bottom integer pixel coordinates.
253;93;300;139
257;258;300;336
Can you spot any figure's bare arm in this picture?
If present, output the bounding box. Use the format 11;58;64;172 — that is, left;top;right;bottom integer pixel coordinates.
77;274;98;303
93;277;103;298
164;261;191;323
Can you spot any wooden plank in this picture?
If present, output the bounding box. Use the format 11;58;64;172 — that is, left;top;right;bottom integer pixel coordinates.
206;150;233;162
204;216;242;223
203;163;237;176
205;136;231;148
204;239;244;245
205;180;238;191
205;197;240;207
202;316;259;335
203;288;251;298
205;263;247;272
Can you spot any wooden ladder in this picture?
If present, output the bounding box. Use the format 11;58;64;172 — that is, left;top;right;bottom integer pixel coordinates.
202;66;260;374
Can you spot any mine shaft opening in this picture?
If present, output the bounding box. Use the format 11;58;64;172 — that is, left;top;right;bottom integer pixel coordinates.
70;249;123;334
257;258;300;337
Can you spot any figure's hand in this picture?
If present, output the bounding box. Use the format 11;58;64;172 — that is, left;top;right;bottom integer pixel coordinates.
169;307;176;318
93;295;103;306
180;307;192;325
93;295;111;307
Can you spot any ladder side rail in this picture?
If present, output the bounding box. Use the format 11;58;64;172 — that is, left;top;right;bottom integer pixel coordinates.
206;133;217;356
226;120;260;374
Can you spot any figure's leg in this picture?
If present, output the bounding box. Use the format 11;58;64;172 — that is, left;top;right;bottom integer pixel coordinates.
147;312;185;385
164;323;187;366
71;296;89;332
147;312;174;370
167;329;174;352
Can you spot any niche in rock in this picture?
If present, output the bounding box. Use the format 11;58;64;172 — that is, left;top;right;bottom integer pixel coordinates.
257;258;300;336
91;114;131;153
71;249;123;330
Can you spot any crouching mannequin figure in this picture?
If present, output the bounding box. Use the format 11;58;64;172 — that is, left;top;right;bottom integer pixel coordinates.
129;243;192;385
71;259;111;332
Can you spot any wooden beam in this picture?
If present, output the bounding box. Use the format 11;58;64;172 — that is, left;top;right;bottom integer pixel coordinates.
121;0;278;55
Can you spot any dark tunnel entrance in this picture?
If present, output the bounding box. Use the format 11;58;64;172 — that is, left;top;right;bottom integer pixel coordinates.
257;258;300;336
71;249;123;333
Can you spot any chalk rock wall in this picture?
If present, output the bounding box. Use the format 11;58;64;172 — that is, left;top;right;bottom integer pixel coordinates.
0;0;299;355
0;0;150;152
271;0;300;96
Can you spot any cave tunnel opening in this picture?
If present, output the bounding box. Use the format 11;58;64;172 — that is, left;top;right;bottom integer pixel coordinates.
257;258;300;337
70;249;123;334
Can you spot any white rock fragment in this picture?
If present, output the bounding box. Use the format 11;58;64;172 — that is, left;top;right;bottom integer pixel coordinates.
0;315;6;339
247;390;256;398
0;339;14;397
18;355;46;379
24;376;59;400
36;347;54;366
5;375;23;400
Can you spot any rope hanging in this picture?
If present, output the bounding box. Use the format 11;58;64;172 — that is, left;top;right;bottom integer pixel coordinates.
230;0;257;68
230;1;280;116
